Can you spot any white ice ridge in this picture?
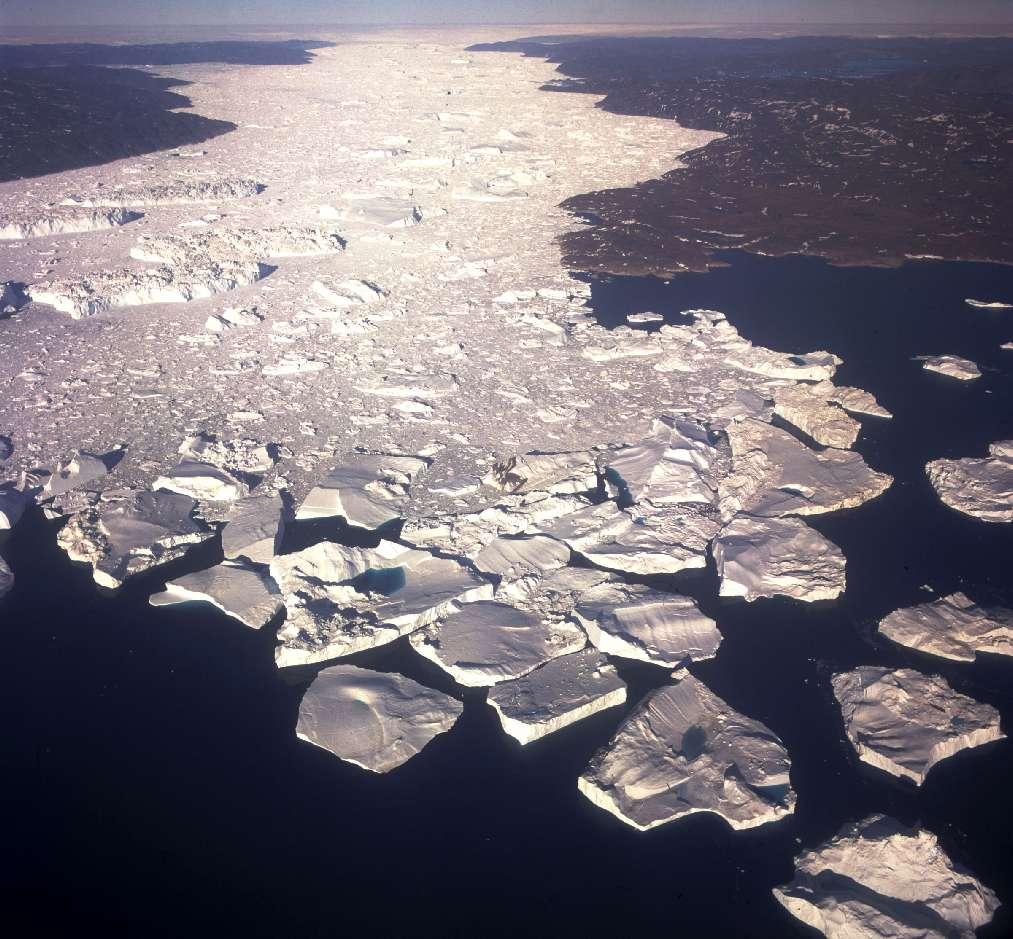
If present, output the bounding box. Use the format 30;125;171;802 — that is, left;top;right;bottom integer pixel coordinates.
713;514;846;602
0;557;12;599
149;561;283;629
57;489;214;588
578;670;795;831
832;666;1004;785
28;224;344;319
879;592;1013;662
919;354;982;381
488;648;626;744
271;540;493;666
926;441;1013;522
295;664;463;773
295;452;430;529
61;177;264;206
0;207;141;240
774;814;1001;938
966;298;1013;309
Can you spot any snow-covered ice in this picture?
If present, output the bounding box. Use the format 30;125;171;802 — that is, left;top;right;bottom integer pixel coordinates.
296;664;463;772
578;671;795;831
713;514;846;602
149;560;283;629
774;814;1000;938
221;492;286;564
154;459;249;502
487;648;626;744
832;666;1005;785
879;592;1013;662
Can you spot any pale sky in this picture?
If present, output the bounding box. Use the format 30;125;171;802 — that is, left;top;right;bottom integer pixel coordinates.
3;0;1013;28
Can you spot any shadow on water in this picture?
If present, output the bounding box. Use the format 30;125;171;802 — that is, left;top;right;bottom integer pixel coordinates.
0;40;331;182
0;249;1012;936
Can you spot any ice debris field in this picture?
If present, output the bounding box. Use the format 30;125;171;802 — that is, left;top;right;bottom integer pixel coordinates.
1;31;1010;936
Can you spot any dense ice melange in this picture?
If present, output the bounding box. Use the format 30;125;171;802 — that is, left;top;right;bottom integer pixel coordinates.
0;557;12;599
542;499;719;575
719;419;892;520
926;441;1013;522
572;581;721;667
296;664;463;773
149;560;283;629
271;539;493;666
920;354;982;381
0;207;141;240
62;176;264;206
774;814;1001;939
713;514;846;602
603;417;724;506
154;459;249;502
295;452;430;529
771;381;862;448
832;666;1004;785
486;451;599;495
879;592;1013;662
578;671;795;831
221;492;286;564
56;489;214;588
472;533;571;580
487;648;626;744
408;599;587;686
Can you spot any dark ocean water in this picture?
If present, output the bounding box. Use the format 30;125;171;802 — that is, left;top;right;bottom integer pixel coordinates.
1;252;1012;937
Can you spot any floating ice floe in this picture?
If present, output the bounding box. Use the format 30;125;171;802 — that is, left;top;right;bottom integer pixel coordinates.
719;419;892;520
149;561;283;629
926;441;1013;522
61;177;264;207
713;514;846;602
920;354;982;381
879;593;1013;662
726;347;842;383
542;500;719;575
486;450;598;495
295;452;429;529
488;648;626;744
578;671;795;831
41;449;119;500
409;599;587;686
472;533;570;580
832;666;1004;785
296;664;463;773
771;382;862;448
626;311;664;326
0;207;141;240
154;459;249;502
222;492;286;564
0;557;12;599
824;384;892;419
774;814;1000;939
57;490;214;588
272;540;493;666
572;581;721;667
965;298;1012;310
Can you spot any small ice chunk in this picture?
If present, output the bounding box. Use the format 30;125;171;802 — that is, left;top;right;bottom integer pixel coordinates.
488;649;626;744
774;814;1000;938
921;354;982;380
720;419;892;520
486;451;598;495
57;490;213;588
573;581;721;667
626;311;664;326
926;441;1013;522
409;600;587;687
578;671;795;831
879;592;1013;662
296;665;462;773
295;453;429;530
0;557;12;599
832;666;1005;785
714;514;846;602
149;561;283;629
965;298;1012;309
273;540;493;666
154;459;248;502
222;492;285;564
